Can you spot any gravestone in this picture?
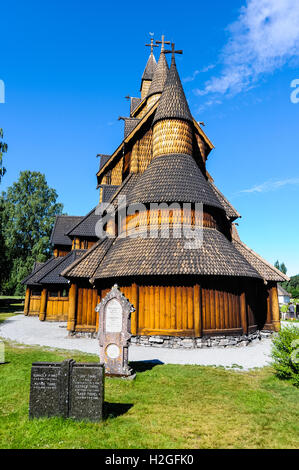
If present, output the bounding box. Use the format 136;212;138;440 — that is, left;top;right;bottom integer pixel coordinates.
96;284;135;377
69;363;104;422
29;359;104;421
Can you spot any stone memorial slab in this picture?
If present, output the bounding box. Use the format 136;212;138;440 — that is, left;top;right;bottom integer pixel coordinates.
69;363;104;422
96;284;135;378
29;360;104;421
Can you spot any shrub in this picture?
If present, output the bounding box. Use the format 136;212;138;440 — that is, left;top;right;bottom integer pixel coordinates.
271;326;299;387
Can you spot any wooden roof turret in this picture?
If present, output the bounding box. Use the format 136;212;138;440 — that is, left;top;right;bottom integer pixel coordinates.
140;36;158;99
153;44;192;125
146;39;169;108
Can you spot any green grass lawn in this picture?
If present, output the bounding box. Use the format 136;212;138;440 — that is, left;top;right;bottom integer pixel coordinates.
0;340;298;449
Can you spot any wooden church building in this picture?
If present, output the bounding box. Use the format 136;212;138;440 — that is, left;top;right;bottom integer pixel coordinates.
22;36;289;344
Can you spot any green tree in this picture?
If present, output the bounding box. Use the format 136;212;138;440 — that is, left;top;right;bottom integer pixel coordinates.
274;260;287;275
282;275;299;299
0;128;8;183
1;171;63;294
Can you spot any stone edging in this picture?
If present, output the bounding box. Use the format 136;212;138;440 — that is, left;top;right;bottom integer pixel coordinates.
129;330;274;349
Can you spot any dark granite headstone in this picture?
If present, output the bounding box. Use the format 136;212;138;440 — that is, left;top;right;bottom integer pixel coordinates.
69;363;104;422
96;284;135;377
29;360;104;421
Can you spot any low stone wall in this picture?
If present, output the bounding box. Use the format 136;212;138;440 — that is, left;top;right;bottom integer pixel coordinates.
129;330;274;349
69;330;275;347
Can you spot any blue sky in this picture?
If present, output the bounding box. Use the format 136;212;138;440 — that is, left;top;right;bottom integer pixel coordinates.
1;0;299;275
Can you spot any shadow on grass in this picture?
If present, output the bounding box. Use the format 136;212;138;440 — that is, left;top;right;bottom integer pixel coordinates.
129;359;164;373
103;402;133;419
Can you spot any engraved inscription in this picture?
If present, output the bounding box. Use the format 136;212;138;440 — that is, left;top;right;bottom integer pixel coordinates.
105;299;122;333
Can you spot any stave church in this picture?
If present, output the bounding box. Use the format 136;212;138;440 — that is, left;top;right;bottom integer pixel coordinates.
22;36;288;346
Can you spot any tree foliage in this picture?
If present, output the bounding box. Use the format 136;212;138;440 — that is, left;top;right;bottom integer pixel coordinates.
282;275;299;299
0;171;63;294
271;325;299;387
0;128;8;183
274;260;287;274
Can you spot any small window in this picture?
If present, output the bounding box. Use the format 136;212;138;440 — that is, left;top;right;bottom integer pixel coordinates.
60;288;69;298
31;288;41;297
49;290;59;298
106;171;112;185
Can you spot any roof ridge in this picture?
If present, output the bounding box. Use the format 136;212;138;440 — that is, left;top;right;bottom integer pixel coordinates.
21;256;55;284
65;207;97;236
60;238;107;277
233;238;290;282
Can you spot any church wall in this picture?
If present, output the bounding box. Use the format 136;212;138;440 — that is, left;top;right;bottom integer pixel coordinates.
67;277;278;337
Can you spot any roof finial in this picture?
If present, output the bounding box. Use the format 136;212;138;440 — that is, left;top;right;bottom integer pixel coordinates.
146;34;159;54
164;42;183;64
155;34;170;52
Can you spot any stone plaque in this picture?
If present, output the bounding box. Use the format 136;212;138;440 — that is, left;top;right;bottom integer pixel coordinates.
69;363;104;422
29;360;104;421
29;361;69;419
105;299;122;333
96;284;135;377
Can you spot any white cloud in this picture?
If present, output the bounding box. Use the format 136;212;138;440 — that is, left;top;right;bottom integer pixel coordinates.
195;0;299;98
183;64;215;83
239;178;299;193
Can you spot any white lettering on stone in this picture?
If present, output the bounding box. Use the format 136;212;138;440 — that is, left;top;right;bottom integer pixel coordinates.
105;299;122;333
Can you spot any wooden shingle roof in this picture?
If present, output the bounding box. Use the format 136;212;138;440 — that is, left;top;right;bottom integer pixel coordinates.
23;251;85;286
60;237;114;279
232;238;289;282
153;56;192;125
147;51;169;98
66;207;100;238
50;215;83;246
141;52;157;82
92;228;261;280
127;153;224;210
209;182;241;220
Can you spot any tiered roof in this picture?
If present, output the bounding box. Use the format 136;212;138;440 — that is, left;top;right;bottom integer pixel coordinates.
127;153;223;210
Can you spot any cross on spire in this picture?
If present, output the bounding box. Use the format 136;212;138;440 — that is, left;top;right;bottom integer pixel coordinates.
155;34;170;52
145;36;159;54
164;42;183;63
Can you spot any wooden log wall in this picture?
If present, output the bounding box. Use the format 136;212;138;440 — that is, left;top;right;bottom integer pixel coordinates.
46;297;69;321
68;278;279;336
28;292;41;315
75;286;100;332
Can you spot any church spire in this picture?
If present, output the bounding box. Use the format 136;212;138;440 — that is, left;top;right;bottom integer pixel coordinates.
140;36;158;99
152;43;193;158
146;35;170;109
153;43;192;125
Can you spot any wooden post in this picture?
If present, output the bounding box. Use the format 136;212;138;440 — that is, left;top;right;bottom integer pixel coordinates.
270;284;280;332
24;287;30;315
67;283;77;332
130;283;138;335
39;288;47;321
240;291;248;335
193;284;202;337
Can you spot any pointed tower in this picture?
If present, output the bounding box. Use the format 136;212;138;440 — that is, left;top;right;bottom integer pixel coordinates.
146;35;170;109
152;44;193;158
140;38;158;100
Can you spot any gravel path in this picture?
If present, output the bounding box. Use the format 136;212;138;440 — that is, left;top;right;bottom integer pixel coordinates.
0;314;295;370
